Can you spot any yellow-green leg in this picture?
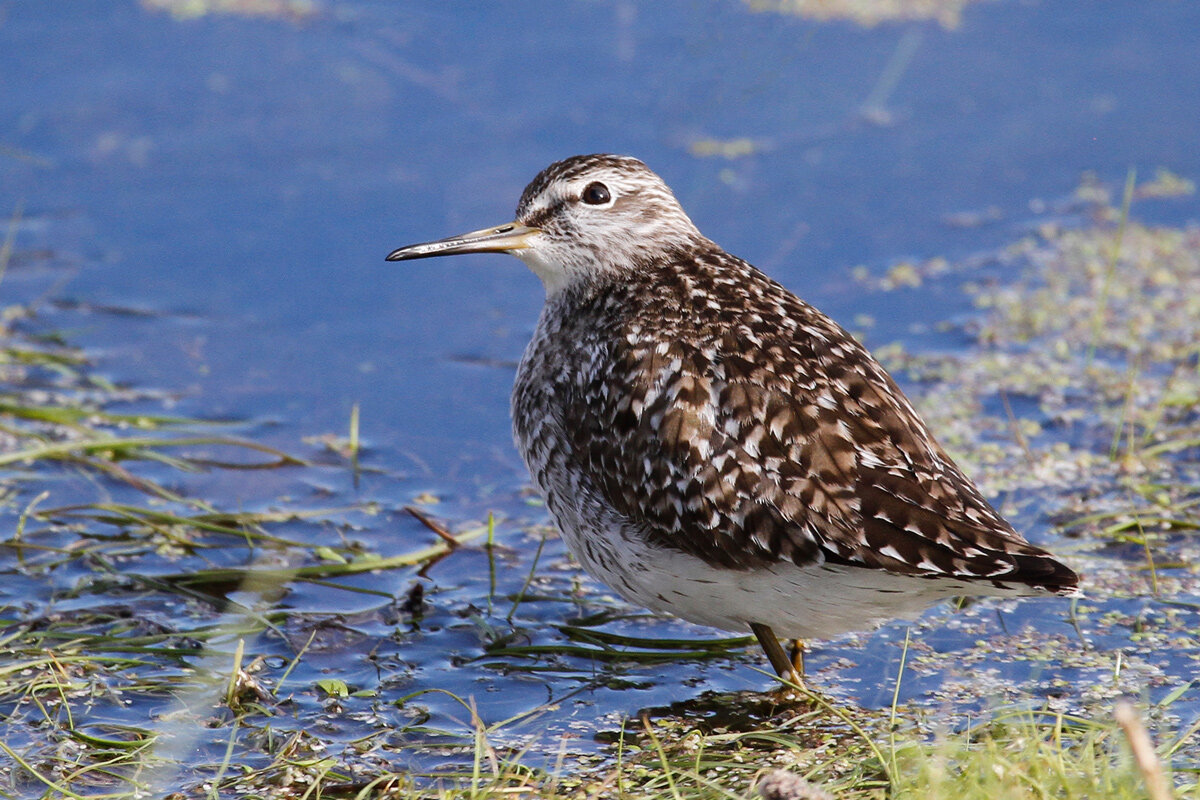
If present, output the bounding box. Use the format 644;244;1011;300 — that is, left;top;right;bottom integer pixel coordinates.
789;639;805;677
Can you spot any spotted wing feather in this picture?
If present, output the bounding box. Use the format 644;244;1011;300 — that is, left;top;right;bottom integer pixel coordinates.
560;246;1077;593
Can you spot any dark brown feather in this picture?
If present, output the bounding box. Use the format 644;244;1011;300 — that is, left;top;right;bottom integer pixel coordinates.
526;241;1077;593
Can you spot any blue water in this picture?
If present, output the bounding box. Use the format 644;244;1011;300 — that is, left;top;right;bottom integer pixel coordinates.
3;0;1200;781
7;1;1198;451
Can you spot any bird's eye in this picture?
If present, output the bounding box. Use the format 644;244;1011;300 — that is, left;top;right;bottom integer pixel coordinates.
581;182;612;205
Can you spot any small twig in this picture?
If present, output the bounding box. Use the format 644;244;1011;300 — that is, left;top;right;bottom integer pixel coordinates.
1115;700;1172;800
404;505;460;547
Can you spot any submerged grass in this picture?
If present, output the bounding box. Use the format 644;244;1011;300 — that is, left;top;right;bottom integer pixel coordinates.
0;283;507;795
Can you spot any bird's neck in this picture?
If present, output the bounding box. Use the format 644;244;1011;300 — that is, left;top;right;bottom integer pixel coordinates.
535;239;735;324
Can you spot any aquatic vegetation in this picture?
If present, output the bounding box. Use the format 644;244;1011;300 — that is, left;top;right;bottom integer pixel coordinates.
140;0;319;22
744;0;977;29
3;171;1200;796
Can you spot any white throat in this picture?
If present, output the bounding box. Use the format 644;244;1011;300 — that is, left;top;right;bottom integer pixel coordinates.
514;248;589;298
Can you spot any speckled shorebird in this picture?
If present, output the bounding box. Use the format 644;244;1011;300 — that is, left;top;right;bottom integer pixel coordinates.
386;154;1079;683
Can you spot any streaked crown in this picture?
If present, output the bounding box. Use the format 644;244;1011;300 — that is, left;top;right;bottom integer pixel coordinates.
512;154;704;293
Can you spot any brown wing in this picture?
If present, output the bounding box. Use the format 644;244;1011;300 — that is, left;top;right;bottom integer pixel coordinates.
569;277;1076;592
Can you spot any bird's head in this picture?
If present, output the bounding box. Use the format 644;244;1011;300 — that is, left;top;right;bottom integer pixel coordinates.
387;154;703;295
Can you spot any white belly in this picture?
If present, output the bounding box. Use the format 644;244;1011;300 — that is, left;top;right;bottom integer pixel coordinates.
559;516;1017;641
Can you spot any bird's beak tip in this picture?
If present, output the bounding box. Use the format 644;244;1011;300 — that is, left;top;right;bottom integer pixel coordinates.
385;223;541;263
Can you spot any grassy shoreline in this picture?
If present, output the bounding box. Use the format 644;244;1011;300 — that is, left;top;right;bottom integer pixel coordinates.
3;173;1199;797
